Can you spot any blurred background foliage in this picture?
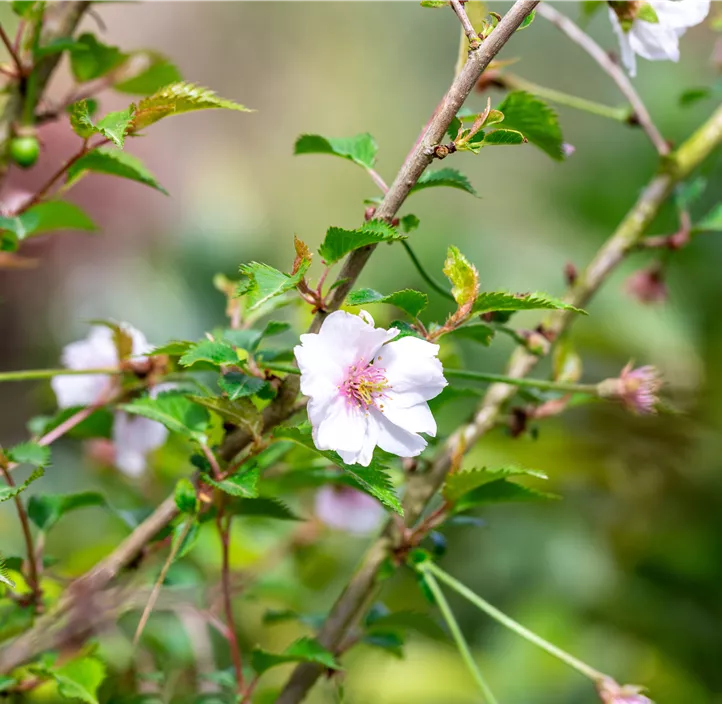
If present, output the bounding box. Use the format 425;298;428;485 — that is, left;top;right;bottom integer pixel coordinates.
1;2;722;703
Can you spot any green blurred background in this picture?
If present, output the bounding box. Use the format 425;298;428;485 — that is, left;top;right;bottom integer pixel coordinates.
1;2;722;702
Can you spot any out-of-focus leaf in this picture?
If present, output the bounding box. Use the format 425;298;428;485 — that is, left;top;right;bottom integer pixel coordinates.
251;636;340;675
67;148;167;194
6;442;50;468
495;91;564;160
206;467;260;499
114;52;183;95
27;492;106;532
442;322;495;345
0;468;43;504
294;133;378;169
694;204;722;232
188;395;261;438
70;33;127;82
179;340;240;368
0;201;96;240
120;392;209;442
45;655;107;703
443;466;548;504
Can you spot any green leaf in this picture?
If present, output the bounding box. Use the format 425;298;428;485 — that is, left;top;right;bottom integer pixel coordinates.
443;246;479;306
251;636;340;676
366;610;447;641
179;340;240;368
495;91;564;160
35;37;85;60
0;201;96;240
50;655;107;703
69;101;96;139
0;675;17;692
238;262;305;311
6;442;50;468
69;101;136;148
174;478;198;514
148;340;194;357
420;0;449;7
516;8;536;29
472;290;584;316
275;425;402;515
227;497;301;521
0;467;43;504
0;231;18;252
187;395;262;438
636;2;659;23
206;466;260;498
694;204;722;232
319;221;404;265
114;52;183;95
70;33;128;83
482;128;526;146
172;518;200;559
219;372;268;400
454;478;558;512
27;492;106;532
679;87;712;107
0;553;15;590
10;1;37;17
443;466;548;504
676;177;706;211
346;288;428;318
66;147;167;194
293;133;378;169
131;82;251;132
399;214;420;233
410;168;477;197
120;392;209;442
442;322;495;345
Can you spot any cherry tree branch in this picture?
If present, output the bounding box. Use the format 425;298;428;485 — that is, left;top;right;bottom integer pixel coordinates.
536;3;668;156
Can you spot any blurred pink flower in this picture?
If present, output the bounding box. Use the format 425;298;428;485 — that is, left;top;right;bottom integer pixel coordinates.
562;142;576;158
598;363;662;414
597;678;654;704
625;267;667;304
315;485;385;535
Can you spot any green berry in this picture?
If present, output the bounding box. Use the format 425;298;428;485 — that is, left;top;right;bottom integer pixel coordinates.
9;135;40;169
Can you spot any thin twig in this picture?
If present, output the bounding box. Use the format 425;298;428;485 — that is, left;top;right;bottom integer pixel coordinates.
401;240;455;302
536;3;668;156
366;167;389;193
0;24;24;76
450;0;480;50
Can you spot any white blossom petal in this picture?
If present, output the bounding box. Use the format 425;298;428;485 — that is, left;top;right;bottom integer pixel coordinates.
630;21;681;61
608;7;639;76
651;0;710;30
314;485;384;534
51;374;113;409
61;326;118;370
338;414;379;466
381;399;437;437
380;336;447;408
112;411;168;476
315;396;368;455
317;310;397;369
371;408;427;458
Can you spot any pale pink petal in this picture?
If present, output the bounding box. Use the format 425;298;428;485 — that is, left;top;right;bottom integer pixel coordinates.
112;411;169;476
381;399;437;437
371;408;427;458
315;485;384;534
317;310;397;369
315;396;368;455
381;337;447;408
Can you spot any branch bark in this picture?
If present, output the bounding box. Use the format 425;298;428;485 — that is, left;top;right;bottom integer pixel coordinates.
536;3;668;156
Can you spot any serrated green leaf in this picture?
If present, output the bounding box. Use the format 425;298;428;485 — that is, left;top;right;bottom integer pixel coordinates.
443;466;548;504
694;204;722;232
70;33;128;83
206;466;260;498
148;340;194;357
187;395;261;438
0;467;43;504
238;262;305;311
454;478;558;512
495;91;564;160
120;392;209;442
7;442;50;468
251;636;340;675
410;168;477;197
319;221;404;265
94;106;137;148
294;133;378;169
174;478;198;514
472;290;584;316
227;497;301;521
179;340;240;368
131;82;251;132
275;425;402;515
347;288;428;318
443;246;479;307
442;322;495;345
69;101;96;139
219;372;268;399
66;147;167;193
114;52;183;95
51;655;107;703
0;201;96;240
27;491;106;532
482;128;526;146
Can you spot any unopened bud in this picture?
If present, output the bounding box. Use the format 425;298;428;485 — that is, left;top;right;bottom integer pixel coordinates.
597;677;653;704
434;144;450;159
625;266;667;305
564;262;578;286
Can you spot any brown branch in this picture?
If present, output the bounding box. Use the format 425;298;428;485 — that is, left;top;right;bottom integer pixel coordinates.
0;23;24;76
450;0;480;50
536;3;669;157
274;102;722;704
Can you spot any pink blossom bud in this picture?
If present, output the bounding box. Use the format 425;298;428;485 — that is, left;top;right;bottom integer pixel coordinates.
625;266;667;305
562;142;576;158
315;485;384;535
597;677;654;704
597;363;662;414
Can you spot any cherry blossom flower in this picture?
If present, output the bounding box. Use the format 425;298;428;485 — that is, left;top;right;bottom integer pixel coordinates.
625;266;668;304
314;485;385;534
51;324;168;476
597;363;662;414
294;311;446;466
597;677;654;704
608;0;710;77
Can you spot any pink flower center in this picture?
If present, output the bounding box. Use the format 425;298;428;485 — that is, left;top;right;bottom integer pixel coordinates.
339;357;389;410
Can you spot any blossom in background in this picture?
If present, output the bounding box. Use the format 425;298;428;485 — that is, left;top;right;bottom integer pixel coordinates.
598;363;662;414
51;324;168;476
625;266;668;304
608;0;711;77
295;310;446;466
314;485;385;535
597;678;654;704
